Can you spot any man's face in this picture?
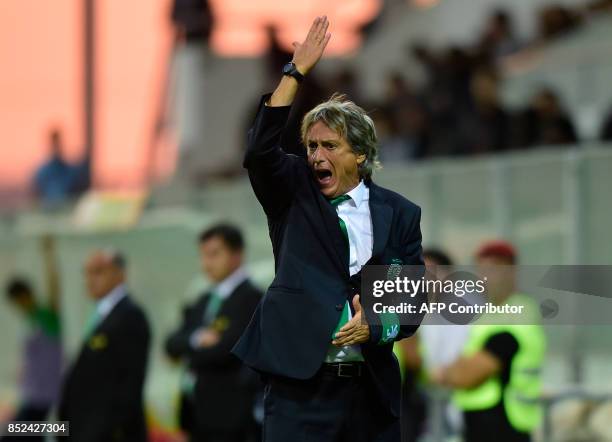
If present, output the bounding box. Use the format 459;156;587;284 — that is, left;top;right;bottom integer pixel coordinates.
425;257;452;281
199;237;242;283
9;292;35;314
306;121;365;198
84;252;124;300
477;255;515;304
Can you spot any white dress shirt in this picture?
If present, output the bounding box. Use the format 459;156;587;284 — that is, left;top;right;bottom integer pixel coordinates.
214;266;249;300
326;181;373;363
96;283;128;324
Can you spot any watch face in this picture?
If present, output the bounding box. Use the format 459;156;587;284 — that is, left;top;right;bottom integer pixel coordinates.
283;63;293;75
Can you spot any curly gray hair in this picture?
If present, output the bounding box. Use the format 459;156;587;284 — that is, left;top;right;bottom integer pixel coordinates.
301;94;381;180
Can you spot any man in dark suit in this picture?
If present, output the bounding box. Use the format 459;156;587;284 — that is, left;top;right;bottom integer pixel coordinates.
58;250;150;442
165;224;262;442
232;16;425;442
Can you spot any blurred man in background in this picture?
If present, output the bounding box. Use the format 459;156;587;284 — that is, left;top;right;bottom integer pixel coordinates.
1;236;62;442
456;68;510;155
415;249;470;440
432;241;546;442
165;224;262;442
58;250;150;442
517;88;578;148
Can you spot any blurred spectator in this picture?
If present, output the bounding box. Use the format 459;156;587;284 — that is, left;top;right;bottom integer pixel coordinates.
171;0;213;45
420;249;470;370
33;129;75;208
264;25;293;82
537;5;582;41
414;45;477;156
432;240;546;442
165;224;262;442
374;110;413;163
58;250;151;442
394;335;426;442
1;236;62;442
599;106;612;142
418;249;470;439
383;72;417;111
477;10;521;60
455;68;510;155
327;67;364;105
586;0;612;13
516;88;578;148
379;72;431;159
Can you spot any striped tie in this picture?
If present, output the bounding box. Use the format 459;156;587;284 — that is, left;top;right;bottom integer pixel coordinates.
329;194;352;338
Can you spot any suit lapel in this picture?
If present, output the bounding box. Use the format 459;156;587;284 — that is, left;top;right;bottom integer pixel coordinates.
92;295;128;335
317;192;350;277
316;181;393;276
369;182;393;260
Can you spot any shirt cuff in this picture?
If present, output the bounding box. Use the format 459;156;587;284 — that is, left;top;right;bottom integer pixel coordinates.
378;312;400;345
189;328;203;349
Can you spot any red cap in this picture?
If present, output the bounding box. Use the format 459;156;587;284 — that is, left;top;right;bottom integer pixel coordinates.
476;240;517;264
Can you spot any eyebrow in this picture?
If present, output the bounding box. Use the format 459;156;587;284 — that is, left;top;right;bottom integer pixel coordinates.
307;138;339;145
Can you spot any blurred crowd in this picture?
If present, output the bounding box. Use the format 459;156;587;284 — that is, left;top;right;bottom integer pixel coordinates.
268;5;612;163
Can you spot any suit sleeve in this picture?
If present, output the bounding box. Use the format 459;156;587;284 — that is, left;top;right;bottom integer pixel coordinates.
109;309;151;433
396;206;426;340
369;206;425;345
189;291;261;370
165;304;196;359
244;94;301;218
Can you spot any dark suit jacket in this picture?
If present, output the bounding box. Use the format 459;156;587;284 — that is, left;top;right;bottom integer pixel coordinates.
232;95;425;417
165;279;262;432
58;295;150;442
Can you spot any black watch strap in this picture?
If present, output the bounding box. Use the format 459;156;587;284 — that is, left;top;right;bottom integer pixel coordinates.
282;62;305;83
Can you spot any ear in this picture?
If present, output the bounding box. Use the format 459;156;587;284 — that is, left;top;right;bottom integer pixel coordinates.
356;154;366;165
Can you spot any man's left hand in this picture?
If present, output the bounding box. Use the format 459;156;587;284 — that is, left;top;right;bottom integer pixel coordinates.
332;295;370;346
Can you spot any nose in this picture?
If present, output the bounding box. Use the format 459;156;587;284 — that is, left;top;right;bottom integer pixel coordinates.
310;145;324;163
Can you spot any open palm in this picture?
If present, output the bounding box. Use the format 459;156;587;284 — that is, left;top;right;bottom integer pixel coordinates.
292;16;331;75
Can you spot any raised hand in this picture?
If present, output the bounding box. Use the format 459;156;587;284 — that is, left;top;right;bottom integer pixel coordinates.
292;16;331;75
268;16;331;106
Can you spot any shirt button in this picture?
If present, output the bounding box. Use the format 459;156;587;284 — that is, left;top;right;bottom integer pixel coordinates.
335;304;344;311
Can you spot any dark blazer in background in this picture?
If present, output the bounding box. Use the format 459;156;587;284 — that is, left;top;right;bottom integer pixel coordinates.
58;296;150;442
165;279;262;434
232;95;425;418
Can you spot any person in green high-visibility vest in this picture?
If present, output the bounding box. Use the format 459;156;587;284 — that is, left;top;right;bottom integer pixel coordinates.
431;241;546;442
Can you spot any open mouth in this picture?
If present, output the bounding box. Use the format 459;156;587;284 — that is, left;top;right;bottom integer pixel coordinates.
314;168;333;187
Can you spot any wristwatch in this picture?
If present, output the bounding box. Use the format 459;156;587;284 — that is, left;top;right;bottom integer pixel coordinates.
282;62;305;83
